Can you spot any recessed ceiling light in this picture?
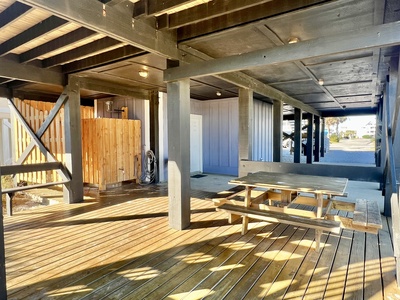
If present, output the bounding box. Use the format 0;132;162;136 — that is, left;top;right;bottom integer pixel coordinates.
216;91;222;96
318;79;324;85
139;70;148;78
288;37;300;44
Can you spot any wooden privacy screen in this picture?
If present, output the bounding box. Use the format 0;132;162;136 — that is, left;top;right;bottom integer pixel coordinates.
12;99;141;190
82;118;141;190
13;98;93;185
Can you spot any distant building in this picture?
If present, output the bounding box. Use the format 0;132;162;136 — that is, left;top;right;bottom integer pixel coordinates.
357;119;376;138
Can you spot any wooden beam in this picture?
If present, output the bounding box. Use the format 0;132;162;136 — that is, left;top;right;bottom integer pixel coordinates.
42;37;123;68
165;0;274;29
0;162;65;176
0;16;68;56
62;45;145;73
0;2;31;29
177;0;334;41
78;77;149;99
179;45;320;115
165;21;400;81
19;27;97;63
133;0;194;17
0;57;64;86
19;0;179;59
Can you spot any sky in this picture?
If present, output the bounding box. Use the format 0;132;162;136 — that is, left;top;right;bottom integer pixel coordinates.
341;115;375;131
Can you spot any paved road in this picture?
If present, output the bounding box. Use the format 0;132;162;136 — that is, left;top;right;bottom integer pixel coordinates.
283;138;376;165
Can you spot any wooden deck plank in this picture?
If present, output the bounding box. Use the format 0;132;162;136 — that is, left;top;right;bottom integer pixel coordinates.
8;197;212;299
243;226;309;298
343;230;366;299
220;225;297;299
105;221;269;299
364;233;384;299
322;220;353;299
1;185;399;300
53;207;234;299
144;222;285;300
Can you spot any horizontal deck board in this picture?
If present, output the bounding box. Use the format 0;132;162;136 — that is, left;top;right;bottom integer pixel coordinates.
2;184;398;299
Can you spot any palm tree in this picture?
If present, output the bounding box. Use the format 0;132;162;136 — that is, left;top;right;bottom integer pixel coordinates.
325;117;347;140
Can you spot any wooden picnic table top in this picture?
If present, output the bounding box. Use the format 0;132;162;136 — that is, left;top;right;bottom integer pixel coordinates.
229;171;348;195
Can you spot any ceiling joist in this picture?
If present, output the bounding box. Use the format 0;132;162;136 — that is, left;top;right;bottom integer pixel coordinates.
165;21;400;81
0;16;68;57
0;2;32;29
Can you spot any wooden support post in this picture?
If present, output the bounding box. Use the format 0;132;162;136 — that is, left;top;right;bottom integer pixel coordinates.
306;113;314;164
315;193;324;252
63;75;83;203
0;167;7;299
238;88;253;161
314;116;321;162
149;90;159;183
242;186;253;235
273;100;283;162
321;118;325;158
294;107;302;163
167;75;191;230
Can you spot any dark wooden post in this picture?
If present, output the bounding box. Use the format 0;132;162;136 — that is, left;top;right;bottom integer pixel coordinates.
63;75;83;203
314;116;321;162
294;108;302;163
273;100;283;162
149;90;159;183
306;113;314;164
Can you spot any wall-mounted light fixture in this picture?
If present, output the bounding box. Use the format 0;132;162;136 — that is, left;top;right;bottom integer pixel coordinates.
139;70;149;78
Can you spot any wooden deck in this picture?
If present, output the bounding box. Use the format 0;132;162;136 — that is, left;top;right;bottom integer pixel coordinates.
3;184;400;299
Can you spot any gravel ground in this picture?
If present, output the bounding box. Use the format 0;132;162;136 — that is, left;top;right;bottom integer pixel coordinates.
283;138;376;165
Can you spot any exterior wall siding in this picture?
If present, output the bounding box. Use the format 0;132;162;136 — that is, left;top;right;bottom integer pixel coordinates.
253;99;273;162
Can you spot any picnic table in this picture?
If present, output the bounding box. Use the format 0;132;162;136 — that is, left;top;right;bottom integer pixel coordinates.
213;171;381;252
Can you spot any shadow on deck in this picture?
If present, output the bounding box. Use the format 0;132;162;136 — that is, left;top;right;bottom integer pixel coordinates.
4;183;399;299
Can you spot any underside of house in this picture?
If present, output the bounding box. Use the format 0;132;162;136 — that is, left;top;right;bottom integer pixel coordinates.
0;0;400;298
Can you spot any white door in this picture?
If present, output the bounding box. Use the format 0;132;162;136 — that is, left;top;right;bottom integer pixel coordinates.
190;114;203;174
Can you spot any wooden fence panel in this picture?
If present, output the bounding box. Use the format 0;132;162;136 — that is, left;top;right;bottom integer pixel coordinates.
12;99;141;190
12;99;94;185
81;118;141;190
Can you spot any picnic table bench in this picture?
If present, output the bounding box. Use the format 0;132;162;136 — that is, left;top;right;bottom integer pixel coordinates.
211;171;382;252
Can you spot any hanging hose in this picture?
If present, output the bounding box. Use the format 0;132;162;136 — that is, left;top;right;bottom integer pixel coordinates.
140;150;157;184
